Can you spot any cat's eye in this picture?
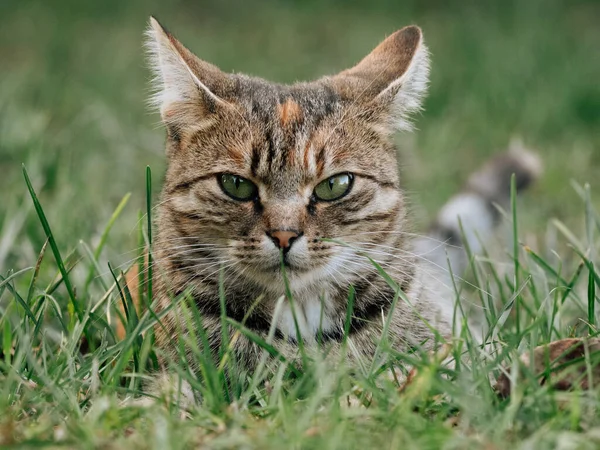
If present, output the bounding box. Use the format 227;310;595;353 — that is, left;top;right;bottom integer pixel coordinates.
218;174;258;201
313;173;354;201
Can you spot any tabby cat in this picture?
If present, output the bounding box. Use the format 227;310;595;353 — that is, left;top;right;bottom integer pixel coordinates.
140;17;540;397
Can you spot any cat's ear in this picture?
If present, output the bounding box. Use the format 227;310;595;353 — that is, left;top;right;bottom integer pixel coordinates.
333;26;430;132
145;16;230;133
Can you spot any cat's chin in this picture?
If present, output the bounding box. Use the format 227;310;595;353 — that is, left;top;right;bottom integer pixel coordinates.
270;261;312;274
251;263;314;280
240;253;316;276
240;262;330;293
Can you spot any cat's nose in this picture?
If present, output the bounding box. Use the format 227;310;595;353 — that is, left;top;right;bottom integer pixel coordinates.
267;230;301;252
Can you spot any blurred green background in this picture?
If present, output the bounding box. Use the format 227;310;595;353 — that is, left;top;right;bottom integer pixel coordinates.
0;0;599;274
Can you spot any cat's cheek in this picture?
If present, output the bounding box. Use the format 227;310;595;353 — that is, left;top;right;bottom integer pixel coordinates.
344;190;401;223
325;247;359;282
285;237;310;264
373;190;402;212
168;192;199;215
245;236;284;267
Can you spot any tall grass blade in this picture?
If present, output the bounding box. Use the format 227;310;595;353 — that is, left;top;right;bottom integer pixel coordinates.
510;173;520;335
22;165;83;324
342;285;356;350
225;317;302;377
145;166;153;304
0;273;38;325
588;263;596;335
280;250;306;363
26;239;48;305
83;192;131;292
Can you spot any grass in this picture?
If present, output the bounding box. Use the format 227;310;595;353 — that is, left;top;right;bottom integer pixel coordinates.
1;0;600;447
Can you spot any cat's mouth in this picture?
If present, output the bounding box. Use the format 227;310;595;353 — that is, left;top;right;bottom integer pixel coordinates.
265;259;311;274
249;251;315;275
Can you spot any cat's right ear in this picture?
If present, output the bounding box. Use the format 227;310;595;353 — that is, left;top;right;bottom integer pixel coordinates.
332;26;429;133
145;17;230;135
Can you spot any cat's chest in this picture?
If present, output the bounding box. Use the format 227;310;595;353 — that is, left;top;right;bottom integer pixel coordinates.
273;292;338;342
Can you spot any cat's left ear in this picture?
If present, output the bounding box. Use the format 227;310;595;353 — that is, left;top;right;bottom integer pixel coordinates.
145;16;231;134
333;26;430;132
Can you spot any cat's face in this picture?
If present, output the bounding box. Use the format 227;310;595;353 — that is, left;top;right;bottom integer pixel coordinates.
147;18;429;293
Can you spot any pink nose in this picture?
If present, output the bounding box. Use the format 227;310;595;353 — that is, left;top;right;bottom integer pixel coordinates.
268;230;300;250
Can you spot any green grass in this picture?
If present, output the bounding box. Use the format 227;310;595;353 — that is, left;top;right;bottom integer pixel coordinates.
1;0;600;447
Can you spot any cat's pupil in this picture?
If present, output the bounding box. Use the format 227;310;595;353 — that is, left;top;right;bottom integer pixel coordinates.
328;178;335;191
234;176;240;189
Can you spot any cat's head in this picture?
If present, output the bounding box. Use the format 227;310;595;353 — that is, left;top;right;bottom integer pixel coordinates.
146;17;429;293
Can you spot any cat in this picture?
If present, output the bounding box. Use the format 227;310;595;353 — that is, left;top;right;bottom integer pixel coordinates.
134;17;540;399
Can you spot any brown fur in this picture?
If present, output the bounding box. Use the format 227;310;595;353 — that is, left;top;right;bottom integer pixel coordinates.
277;98;304;128
136;17;540;389
141;16;440;376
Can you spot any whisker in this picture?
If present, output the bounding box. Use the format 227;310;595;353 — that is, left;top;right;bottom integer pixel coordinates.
98;248;224;278
128;196;182;235
115;238;227;258
330;237;493;298
346;240;451;258
326;239;494;308
332;230;462;249
334;252;491;312
329;253;390;295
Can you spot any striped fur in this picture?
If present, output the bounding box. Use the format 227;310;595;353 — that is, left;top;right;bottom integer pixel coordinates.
140;17;540;393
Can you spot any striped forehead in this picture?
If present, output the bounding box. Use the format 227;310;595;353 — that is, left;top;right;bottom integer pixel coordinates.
244;84;343;183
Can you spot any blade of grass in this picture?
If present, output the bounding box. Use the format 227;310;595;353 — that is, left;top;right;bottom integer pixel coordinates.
218;265;233;403
225;317;302;377
571;180;600;233
584;184;595;259
510;173;521;335
79;241;109;292
0;273;38;325
137;210;146;315
486;275;532;343
553;219;584;252
0;267;33;292
342;285;356;351
456;218;487;311
145;166;153;305
183;294;224;407
26;239;48;305
525;246;568;287
44;248;81;297
33;293;68;335
569;247;600;297
22;165;83;324
2;319;12;367
588;262;596;335
107;262;141;372
561;261;586;305
83;193;131;293
280;250;307;365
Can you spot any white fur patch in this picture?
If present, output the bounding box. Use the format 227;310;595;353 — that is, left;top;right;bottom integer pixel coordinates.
145;17;223;119
275;295;335;342
376;39;430;132
437;192;494;255
169;192;199;214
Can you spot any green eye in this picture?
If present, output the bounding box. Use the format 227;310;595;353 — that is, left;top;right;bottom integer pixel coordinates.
313;173;354;201
219;174;258;201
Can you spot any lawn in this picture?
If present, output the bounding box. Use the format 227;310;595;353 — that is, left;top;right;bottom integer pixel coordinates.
0;0;599;448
